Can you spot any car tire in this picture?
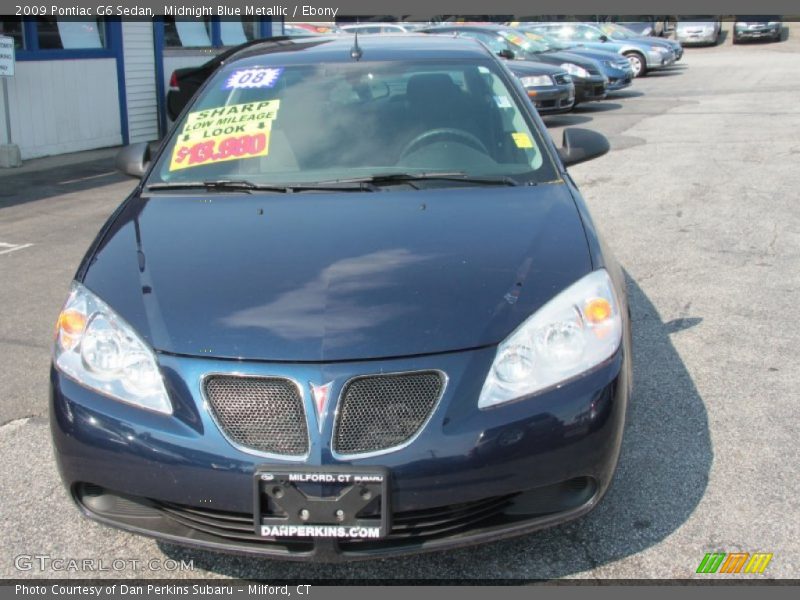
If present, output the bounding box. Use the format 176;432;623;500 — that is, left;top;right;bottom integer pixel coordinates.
624;52;646;77
732;34;740;45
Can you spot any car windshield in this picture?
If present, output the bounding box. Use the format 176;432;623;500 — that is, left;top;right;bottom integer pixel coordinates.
495;30;550;53
148;59;558;189
519;30;574;51
600;23;637;39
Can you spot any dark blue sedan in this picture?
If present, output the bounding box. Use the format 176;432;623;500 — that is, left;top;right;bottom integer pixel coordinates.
51;34;631;561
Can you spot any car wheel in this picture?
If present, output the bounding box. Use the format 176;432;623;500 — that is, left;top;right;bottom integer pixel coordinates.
624;52;646;77
732;34;740;45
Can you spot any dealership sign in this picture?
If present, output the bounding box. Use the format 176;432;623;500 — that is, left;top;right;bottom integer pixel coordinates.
0;35;14;77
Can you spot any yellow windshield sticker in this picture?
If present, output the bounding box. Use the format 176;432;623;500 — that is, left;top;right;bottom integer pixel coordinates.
170;131;272;171
512;132;533;149
169;100;280;171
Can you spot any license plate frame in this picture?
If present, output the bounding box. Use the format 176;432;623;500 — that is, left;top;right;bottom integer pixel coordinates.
254;465;390;539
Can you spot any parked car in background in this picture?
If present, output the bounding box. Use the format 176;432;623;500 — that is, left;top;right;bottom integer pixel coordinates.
605;16;671;37
55;33;630;561
341;23;418;34
283;24;326;37
515;27;634;92
423;24;608;105
598;22;683;63
166;37;295;122
529;22;675;77
290;22;343;34
674;17;721;46
733;17;782;43
505;61;576;114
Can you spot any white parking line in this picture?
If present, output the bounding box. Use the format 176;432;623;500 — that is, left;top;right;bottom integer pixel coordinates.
0;242;34;255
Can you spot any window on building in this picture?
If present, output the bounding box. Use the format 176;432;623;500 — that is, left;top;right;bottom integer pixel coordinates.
164;17;213;47
0;17;24;49
36;17;106;49
164;18;266;49
220;18;260;45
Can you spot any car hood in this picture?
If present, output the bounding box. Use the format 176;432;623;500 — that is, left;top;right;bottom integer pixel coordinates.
82;185;592;362
625;35;674;49
505;60;563;76
558;47;625;64
529;50;599;71
570;40;627;54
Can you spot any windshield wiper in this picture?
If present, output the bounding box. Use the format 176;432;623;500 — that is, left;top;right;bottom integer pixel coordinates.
318;172;524;189
146;179;367;193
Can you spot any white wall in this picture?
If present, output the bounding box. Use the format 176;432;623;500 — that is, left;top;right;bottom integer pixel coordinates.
122;21;158;143
4;59;121;159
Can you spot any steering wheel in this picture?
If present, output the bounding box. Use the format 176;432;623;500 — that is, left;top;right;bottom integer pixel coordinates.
399;128;489;160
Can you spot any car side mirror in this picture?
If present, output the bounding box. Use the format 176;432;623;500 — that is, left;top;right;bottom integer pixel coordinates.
497;48;515;59
599;34;609;42
116;142;152;179
558;128;610;167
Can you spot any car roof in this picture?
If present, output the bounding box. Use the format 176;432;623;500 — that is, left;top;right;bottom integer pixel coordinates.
425;23;515;32
227;34;493;66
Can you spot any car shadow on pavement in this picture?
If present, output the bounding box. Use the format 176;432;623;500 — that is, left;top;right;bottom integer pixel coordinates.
542;114;594;128
607;90;644;100
573;102;623;113
158;273;712;580
0;156;131;211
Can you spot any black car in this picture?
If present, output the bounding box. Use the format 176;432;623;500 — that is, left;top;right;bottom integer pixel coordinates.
54;34;631;561
166;37;296;122
422;24;608;105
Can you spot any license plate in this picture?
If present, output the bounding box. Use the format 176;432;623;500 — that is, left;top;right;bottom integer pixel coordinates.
254;466;390;539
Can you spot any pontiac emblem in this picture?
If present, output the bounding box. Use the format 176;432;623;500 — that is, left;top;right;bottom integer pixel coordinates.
309;381;333;431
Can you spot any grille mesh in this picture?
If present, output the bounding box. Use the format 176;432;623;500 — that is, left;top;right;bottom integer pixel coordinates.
205;376;308;456
334;371;444;455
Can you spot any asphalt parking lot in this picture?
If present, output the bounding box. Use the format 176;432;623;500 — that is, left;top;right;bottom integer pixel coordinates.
1;22;799;580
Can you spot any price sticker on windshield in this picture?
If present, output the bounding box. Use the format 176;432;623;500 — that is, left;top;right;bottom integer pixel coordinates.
170;132;271;171
169;100;280;171
512;132;534;149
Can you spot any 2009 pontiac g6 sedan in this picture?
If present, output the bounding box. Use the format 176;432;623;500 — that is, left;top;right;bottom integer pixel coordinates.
50;34;632;561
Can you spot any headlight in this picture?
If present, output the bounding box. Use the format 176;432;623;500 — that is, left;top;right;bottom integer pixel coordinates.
768;21;780;26
735;22;747;28
650;45;668;53
519;75;554;87
478;269;622;409
54;282;172;414
641;27;653;35
560;63;589;78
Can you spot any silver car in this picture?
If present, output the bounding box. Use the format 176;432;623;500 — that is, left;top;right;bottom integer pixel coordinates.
675;17;721;46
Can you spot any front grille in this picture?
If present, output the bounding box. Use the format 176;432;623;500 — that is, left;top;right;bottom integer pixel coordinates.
204;375;308;456
333;371;445;455
553;73;571;85
340;493;517;550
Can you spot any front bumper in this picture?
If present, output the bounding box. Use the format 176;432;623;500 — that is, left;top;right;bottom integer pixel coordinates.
51;344;630;561
602;67;634;91
527;81;575;114
646;49;676;69
677;31;717;45
573;76;608;103
734;27;781;41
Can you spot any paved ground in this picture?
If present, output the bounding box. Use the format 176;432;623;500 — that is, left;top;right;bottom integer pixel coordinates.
1;23;799;580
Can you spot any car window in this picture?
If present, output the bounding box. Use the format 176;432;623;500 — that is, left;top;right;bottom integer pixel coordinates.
148;60;558;188
453;31;507;54
575;25;603;40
